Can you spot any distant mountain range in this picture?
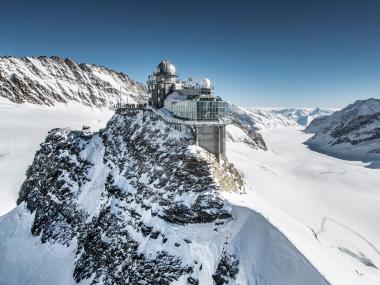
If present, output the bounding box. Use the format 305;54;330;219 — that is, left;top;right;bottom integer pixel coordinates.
305;98;380;163
227;104;333;131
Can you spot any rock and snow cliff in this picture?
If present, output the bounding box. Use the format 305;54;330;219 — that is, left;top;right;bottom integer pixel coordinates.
0;56;148;107
305;98;380;162
0;110;329;285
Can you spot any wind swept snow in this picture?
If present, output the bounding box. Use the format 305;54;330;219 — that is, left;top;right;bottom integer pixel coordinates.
0;204;77;285
0;98;113;216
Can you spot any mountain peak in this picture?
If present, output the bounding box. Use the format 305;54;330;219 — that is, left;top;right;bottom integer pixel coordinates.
0;56;147;107
306;98;380;161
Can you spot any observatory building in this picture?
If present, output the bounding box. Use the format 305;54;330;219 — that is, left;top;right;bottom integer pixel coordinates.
148;60;225;121
147;60;227;161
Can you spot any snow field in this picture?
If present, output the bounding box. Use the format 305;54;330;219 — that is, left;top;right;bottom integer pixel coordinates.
226;127;380;284
0;98;113;216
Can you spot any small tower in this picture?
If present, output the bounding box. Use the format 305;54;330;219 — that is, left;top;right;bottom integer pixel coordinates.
147;60;177;108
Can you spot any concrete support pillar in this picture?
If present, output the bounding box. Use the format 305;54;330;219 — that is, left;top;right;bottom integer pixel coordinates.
195;125;226;162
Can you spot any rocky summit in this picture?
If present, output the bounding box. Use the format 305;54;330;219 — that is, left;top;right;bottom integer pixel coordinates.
14;109;244;284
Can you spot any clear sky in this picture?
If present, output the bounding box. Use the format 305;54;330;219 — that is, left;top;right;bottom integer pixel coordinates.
0;0;379;108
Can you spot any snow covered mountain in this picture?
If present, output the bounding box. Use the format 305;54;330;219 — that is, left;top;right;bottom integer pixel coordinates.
0;110;329;285
0;56;148;107
276;107;333;126
0;56;267;217
0;54;147;216
305;98;380;163
1;56;378;284
227;104;333;131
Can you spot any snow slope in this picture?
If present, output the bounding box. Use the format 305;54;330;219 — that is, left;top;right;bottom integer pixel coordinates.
0;203;330;285
0;56;147;107
305;98;380;165
0;98;113;216
226;124;267;150
0;205;77;285
227;127;380;284
0;111;329;285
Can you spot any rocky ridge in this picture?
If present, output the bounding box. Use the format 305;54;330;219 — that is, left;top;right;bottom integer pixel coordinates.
0;56;147;107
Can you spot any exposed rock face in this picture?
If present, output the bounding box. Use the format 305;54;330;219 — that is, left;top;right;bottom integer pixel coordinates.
212;245;239;285
305;98;380;159
16;110;244;284
226;123;268;151
0;56;148;106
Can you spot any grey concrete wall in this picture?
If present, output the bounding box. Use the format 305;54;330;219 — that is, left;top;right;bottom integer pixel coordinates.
196;125;226;161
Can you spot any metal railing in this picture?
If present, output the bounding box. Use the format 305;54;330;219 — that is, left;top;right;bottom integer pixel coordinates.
113;103;229;126
146;106;229;126
113;103;147;110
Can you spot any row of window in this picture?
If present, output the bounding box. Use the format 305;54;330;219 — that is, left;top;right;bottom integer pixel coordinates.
164;99;225;121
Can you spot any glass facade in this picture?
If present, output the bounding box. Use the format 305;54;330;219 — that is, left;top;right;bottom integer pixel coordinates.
196;100;225;120
164;98;225;121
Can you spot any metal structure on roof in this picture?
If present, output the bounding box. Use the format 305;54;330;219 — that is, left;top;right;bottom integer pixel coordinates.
155;60;176;76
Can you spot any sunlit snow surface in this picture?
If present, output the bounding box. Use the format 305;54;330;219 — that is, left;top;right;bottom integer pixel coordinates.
1;99;379;284
0;111;329;285
226;127;380;284
0;98;113;215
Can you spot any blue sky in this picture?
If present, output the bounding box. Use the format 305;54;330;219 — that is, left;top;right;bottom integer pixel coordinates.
0;0;379;107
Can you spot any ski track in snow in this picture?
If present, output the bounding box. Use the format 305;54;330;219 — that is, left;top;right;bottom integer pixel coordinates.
315;217;380;257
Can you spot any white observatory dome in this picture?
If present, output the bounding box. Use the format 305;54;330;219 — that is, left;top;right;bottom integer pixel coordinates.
201;78;212;89
156;60;176;76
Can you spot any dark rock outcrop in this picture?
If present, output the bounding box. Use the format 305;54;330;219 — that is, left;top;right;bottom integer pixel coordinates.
17;110;244;284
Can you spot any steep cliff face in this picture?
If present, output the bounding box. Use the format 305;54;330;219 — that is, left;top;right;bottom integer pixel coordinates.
305;98;380;161
13;110;243;284
0;56;148;107
0;111;330;285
